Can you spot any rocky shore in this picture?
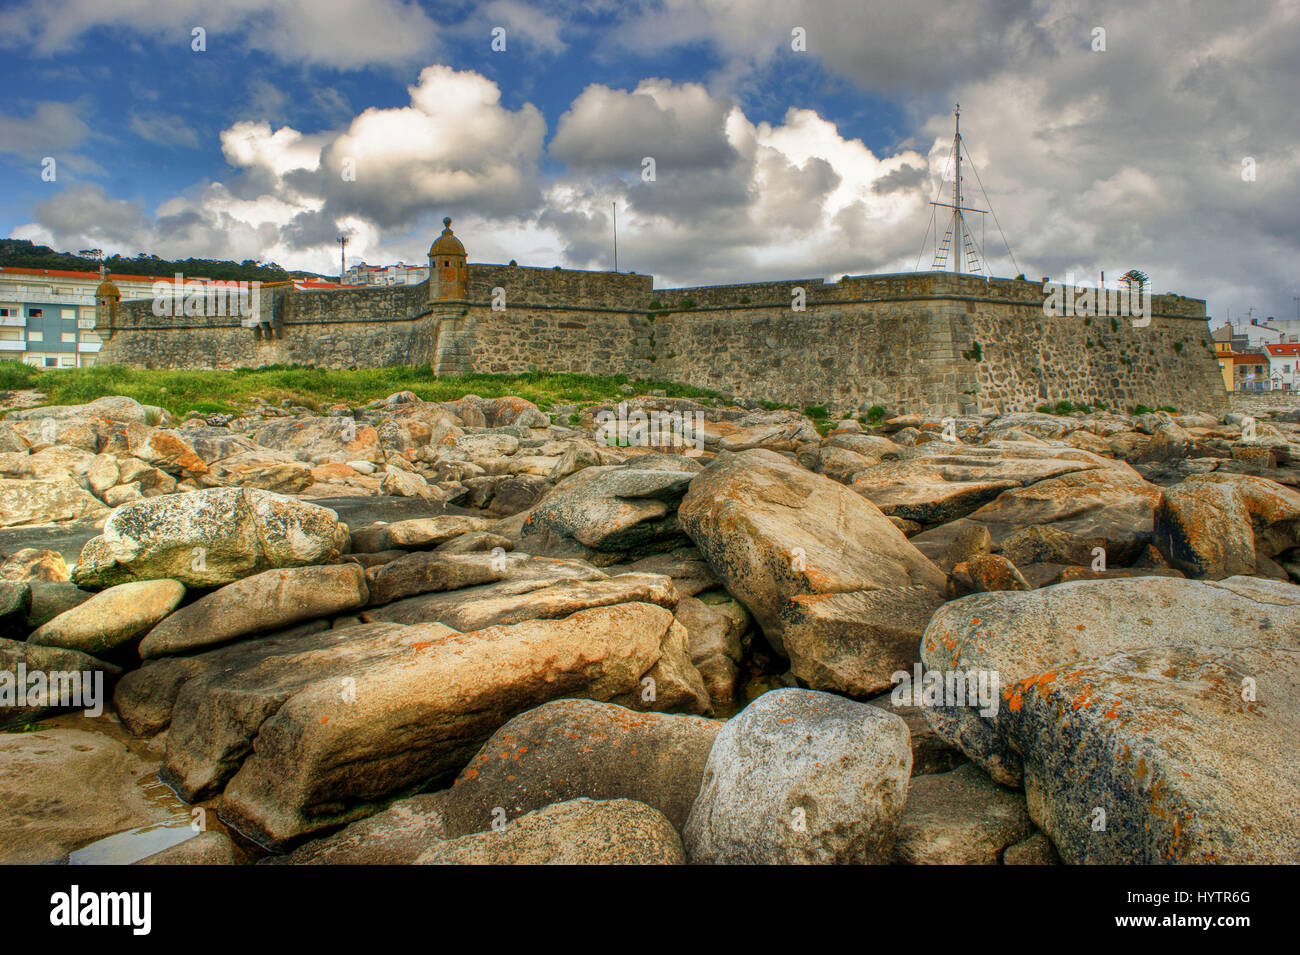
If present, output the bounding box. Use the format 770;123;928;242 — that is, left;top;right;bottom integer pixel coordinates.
2;389;1297;864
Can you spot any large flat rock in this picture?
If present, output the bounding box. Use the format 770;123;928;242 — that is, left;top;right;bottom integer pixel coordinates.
116;601;707;848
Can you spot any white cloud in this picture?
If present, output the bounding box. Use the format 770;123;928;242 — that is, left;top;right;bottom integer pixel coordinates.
0;101;104;176
551;79;737;169
0;0;438;69
129;111;201;150
9;0;1299;318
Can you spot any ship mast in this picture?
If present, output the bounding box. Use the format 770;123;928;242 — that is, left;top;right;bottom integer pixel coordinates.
930;104;988;274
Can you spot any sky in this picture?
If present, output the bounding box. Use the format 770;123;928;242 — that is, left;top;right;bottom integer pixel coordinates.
1;0;1297;323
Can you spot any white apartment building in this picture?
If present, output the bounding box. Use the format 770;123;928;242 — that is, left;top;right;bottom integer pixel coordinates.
0;266;135;367
0;266;264;368
1265;343;1300;391
1230;318;1300;346
342;261;429;286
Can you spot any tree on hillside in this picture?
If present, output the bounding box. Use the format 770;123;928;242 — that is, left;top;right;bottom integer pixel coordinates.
0;239;327;282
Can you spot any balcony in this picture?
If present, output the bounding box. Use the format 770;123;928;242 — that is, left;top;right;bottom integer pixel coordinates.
0;340;26;351
0;315;25;327
77;318;96;330
77;341;102;353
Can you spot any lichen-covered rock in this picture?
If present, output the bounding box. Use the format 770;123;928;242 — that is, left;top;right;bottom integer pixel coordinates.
680;449;946;654
437;699;720;835
962;553;1031;592
683;688;911;864
0;478;108;528
1184;472;1300;558
920;576;1300;863
518;463;697;564
1154;481;1256;578
72;488;350;588
921;576;1299;786
1002;643;1300;863
415;798;684;865
1;548;70;583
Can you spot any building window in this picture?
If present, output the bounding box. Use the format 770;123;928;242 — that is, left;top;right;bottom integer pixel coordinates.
27;330;43;342
0;308;10;317
60;356;75;367
60;332;75;343
60;308;76;319
43;357;57;367
26;308;42;318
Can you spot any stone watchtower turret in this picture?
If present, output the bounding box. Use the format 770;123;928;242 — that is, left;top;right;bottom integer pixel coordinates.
93;264;121;330
427;217;468;303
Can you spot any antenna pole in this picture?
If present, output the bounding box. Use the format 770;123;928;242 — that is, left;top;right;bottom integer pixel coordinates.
337;235;348;283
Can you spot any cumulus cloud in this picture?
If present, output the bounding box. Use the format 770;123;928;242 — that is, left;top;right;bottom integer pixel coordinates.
552;80;738;170
12;66;550;275
9;0;1299;315
542;83;930;284
303;65;547;226
13;183;155;251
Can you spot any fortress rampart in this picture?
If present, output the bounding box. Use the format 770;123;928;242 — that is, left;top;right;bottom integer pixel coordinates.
95;255;1228;416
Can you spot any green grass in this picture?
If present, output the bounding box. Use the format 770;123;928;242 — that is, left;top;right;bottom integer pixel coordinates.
1035;400;1095;416
2;722;52;733
801;405;836;435
0;361;719;418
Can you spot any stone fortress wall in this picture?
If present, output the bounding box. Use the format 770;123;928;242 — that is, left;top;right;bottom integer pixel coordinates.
97;254;1229;417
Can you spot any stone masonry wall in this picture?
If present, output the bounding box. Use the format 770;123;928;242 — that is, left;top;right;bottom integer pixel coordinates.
95;267;1228;416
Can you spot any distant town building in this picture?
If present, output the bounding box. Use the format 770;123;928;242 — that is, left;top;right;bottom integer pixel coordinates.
1233;350;1271;391
1229;318;1298;345
1252;316;1300;343
1265;342;1300;391
342;261;429;286
1211;324;1235;392
0;265;342;369
0;265;141;368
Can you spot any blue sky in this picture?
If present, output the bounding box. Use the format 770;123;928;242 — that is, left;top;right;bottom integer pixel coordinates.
1;0;1297;322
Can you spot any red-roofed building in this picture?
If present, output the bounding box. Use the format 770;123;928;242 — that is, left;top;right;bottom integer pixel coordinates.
1232;351;1270;391
1265;342;1300;391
